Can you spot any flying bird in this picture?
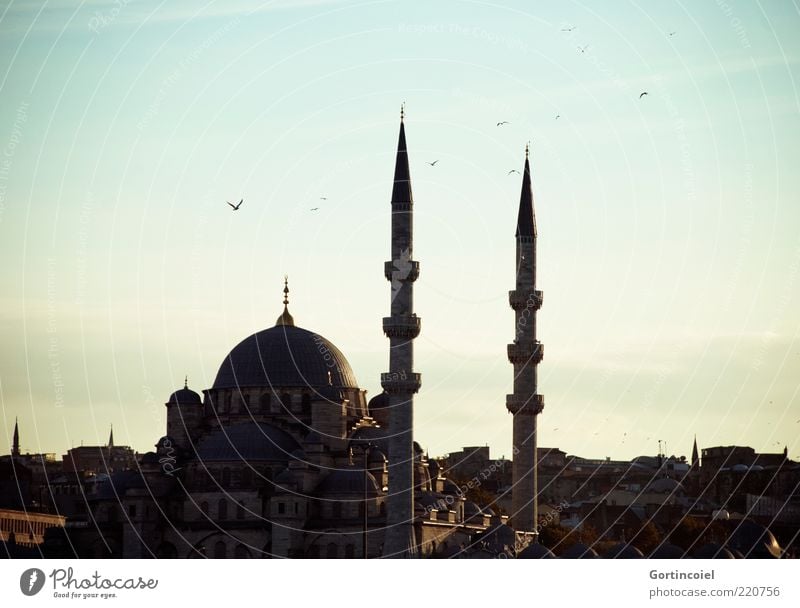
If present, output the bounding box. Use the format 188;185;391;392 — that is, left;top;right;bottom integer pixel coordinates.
578;45;589;53
555;114;561;120
639;91;648;99
496;121;510;126
427;160;439;166
668;31;676;37
508;169;520;175
227;199;243;210
310;207;319;211
561;26;576;32
319;196;328;200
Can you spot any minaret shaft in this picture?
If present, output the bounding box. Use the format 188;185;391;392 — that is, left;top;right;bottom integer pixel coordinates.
381;116;421;557
507;151;543;535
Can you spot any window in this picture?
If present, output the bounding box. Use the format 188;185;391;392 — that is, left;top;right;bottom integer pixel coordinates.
280;393;291;409
301;393;311;414
200;501;209;516
344;544;355;558
128;505;137;517
237;502;245;520
234;544;249;559
277;502;285;515
222;467;231;487
218;499;228;520
214;541;226;559
259;393;270;412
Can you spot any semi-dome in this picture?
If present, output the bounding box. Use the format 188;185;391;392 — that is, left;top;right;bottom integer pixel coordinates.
212;324;359;390
194;421;300;463
316;467;382;496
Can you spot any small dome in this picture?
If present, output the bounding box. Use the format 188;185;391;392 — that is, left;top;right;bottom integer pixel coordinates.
368;391;389;411
442;479;461;495
518;543;555;559
731;464;749;473
727;520;782;558
650;543;687;559
602;543;644;559
275;468;294;485
561;542;599;559
168;386;201;405
694;543;735;559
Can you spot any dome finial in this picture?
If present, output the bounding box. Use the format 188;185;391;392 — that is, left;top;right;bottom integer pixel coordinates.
526;141;530;158
184;375;188;389
276;275;295;326
400;102;405;122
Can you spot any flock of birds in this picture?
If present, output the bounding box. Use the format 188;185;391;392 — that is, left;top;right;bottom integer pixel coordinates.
224;25;667;214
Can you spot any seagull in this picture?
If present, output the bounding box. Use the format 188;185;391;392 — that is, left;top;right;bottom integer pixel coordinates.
310;207;319;211
508;169;520;175
555;114;561;120
668;31;676;37
561;26;576;32
319;196;328;200
639;91;648;99
227;199;243;210
578;45;589;53
427;160;439;166
496;121;510;126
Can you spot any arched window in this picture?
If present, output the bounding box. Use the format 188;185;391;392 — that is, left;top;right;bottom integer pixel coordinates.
234;544;249;558
237;502;245;520
218;499;228;520
259;392;271;412
301;393;311;414
222;467;231;487
200;501;209;516
344;544;355;558
241;393;250;412
326;543;337;558
214;541;226;559
242;468;252;487
280;393;292;410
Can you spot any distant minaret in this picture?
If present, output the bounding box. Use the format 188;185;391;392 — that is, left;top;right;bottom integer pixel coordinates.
108;424;114;448
691;435;699;468
506;144;544;535
381;107;421;557
12;417;20;457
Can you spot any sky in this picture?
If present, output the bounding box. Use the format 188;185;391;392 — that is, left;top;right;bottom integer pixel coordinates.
0;0;798;463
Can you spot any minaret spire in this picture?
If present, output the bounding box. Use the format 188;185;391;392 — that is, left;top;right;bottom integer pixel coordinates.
275;275;295;326
108;424;114;448
12;417;20;457
506;144;544;538
381;112;421;558
691;435;699;467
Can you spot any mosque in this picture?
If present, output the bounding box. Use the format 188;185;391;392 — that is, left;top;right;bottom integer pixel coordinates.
45;112;545;558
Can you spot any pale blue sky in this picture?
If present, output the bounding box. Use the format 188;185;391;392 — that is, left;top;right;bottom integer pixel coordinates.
1;0;798;462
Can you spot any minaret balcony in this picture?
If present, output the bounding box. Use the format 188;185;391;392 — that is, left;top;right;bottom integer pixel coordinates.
384;260;420;282
509;289;543;311
506;394;544;415
507;341;544;365
383;316;421;339
380;372;422;394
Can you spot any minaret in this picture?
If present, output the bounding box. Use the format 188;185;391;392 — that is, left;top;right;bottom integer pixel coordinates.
506;144;544;535
381;106;421;557
108;424;114;448
691;435;699;468
12;417;20;457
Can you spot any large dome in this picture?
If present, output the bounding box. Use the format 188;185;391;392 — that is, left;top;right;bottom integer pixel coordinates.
212;324;359;390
